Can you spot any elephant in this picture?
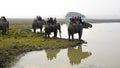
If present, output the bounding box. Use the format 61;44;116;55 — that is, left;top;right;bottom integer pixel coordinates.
68;22;92;41
44;23;61;38
32;19;45;33
0;18;9;35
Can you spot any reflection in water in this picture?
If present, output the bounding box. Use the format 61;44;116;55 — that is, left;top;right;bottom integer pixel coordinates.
11;45;91;68
45;49;60;60
68;44;91;65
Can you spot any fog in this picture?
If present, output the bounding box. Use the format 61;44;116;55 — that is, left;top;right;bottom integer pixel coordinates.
0;0;120;18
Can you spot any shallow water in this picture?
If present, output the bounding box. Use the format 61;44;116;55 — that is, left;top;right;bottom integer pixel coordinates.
12;23;120;68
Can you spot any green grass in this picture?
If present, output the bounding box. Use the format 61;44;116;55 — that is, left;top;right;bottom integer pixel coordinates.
0;22;80;48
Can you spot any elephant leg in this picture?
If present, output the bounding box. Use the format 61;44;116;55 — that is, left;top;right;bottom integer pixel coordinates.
79;29;83;40
79;33;81;40
68;33;71;41
58;26;61;38
72;34;74;41
40;27;42;32
48;34;50;38
54;31;57;37
45;32;49;38
33;28;36;33
41;28;42;32
59;29;61;38
2;26;6;35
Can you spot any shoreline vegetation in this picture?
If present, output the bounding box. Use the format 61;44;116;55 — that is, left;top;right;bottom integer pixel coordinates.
0;18;120;67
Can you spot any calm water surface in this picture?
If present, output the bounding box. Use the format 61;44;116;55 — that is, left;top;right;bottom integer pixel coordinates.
12;23;120;68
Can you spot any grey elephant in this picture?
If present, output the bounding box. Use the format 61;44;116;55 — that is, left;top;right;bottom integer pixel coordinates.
0;18;9;35
68;22;92;41
44;23;61;38
32;19;45;33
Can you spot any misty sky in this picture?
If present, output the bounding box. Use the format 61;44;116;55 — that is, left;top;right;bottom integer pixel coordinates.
0;0;120;18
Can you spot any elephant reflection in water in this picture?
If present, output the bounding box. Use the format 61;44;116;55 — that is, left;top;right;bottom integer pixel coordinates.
68;45;92;65
45;49;60;60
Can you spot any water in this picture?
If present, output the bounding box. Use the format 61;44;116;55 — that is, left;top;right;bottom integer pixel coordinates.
12;23;120;68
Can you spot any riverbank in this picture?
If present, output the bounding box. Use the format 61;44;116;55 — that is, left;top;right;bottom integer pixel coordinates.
0;21;84;68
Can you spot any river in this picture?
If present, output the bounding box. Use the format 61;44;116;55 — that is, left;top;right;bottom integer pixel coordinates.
11;23;120;68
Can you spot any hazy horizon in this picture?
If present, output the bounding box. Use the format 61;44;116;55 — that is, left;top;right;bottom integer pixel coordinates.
0;0;120;19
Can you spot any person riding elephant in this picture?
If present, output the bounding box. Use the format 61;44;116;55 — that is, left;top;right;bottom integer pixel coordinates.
47;17;55;25
70;16;74;23
36;16;42;21
77;16;83;25
53;17;57;24
73;16;78;24
1;16;8;24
